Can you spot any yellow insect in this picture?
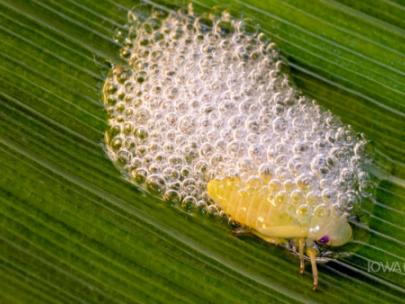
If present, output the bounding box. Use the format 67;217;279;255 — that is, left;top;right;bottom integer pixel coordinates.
207;175;352;290
102;3;370;291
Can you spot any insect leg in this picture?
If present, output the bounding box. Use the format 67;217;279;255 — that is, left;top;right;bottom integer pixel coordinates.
298;238;305;274
306;247;319;291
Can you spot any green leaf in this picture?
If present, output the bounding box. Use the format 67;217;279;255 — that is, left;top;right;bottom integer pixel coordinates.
1;0;404;303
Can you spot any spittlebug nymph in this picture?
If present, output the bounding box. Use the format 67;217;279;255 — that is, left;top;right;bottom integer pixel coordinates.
207;176;353;289
104;4;373;290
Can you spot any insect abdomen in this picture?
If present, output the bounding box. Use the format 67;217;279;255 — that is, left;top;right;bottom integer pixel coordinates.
207;177;274;229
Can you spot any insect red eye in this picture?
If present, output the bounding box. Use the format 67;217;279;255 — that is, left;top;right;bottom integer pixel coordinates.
319;235;330;244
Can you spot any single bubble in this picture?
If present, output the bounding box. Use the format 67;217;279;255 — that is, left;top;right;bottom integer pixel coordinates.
182;195;197;211
313;204;330;218
207;204;220;216
117;149;132;165
133;167;148;184
305;191;319;206
282;179;295;192
296;173;313;189
163;189;182;204
310;154;329;175
135;127;149;140
274;191;287;207
111;137;123;151
268;179;282;192
258;163;273;176
296;204;310;220
290;189;304;205
146;174;166;194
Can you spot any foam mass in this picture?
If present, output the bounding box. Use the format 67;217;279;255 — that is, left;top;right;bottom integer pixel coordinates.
103;5;373;220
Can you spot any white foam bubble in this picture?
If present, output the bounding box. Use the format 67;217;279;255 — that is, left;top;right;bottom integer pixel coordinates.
104;5;373;218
